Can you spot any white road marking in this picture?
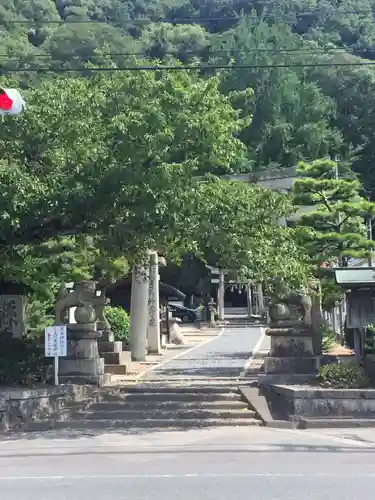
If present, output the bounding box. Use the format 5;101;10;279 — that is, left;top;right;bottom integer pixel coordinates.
0;472;374;481
240;327;265;377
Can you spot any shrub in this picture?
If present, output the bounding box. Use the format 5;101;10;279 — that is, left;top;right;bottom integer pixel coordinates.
318;361;370;389
104;306;130;341
0;333;51;386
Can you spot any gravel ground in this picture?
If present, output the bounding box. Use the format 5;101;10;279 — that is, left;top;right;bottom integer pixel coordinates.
143;327;263;380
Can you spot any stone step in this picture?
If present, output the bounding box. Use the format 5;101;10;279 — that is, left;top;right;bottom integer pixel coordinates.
98;385;242;394
52;417;261;430
104;365;128;375
96;392;244;403
4;401;95;433
90;400;249;411
102;352;131;366
81;408;255;420
98;341;123;354
59;399;96;412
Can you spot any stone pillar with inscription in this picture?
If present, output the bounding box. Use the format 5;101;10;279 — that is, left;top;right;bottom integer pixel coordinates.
147;252;161;354
259;292;317;385
218;271;225;321
129;263;150;361
54;281;108;385
0;295;26;338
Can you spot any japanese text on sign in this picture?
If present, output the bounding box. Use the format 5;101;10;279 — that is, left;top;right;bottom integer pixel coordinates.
45;326;67;357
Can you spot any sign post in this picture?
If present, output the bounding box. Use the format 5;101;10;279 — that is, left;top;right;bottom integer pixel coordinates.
45;325;67;385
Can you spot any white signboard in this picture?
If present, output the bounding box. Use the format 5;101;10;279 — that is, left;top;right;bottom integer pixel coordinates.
44;325;67;386
335;269;375;285
45;325;67;357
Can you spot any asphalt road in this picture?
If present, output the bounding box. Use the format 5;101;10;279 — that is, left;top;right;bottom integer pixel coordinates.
1;425;375;499
144;326;265;380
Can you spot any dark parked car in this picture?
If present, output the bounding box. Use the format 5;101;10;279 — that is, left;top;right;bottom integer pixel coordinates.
168;303;199;323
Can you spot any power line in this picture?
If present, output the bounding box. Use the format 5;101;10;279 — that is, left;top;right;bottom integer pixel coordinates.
1;9;374;25
2;60;375;74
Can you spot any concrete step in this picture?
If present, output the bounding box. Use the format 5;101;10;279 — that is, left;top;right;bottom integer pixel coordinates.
81;408;256;420
104;365;128;375
225;324;259;328
96;392;244;403
98;341;123;354
297;417;375;429
102;352;131;365
53;417;261;430
90;400;249;411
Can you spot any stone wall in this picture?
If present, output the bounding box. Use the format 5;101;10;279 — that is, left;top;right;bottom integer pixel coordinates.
0;385;95;432
272;384;375;419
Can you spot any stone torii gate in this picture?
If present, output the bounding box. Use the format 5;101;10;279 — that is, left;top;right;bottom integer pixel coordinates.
208;266;265;321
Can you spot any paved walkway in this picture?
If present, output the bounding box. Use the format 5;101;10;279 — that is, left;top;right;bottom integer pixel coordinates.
143;326;264;381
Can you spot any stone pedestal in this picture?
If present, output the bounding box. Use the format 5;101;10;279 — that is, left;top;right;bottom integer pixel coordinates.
58;323;107;386
259;325;318;385
208;298;217;327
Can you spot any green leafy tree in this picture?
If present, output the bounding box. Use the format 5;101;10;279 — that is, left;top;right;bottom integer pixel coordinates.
139;22;210;62
0;69;249;257
3;236;129;334
0;65;312;336
215;17;343;171
0;68;305;290
190;179;308;288
311;56;375;200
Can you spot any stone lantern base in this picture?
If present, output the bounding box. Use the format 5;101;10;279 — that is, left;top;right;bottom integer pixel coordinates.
58;324;108;386
258;324;318;385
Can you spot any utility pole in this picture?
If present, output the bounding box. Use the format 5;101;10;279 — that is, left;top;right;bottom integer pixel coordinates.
367;193;373;267
368;217;373;267
334;155;339;181
333;156;345;340
334;156;345;267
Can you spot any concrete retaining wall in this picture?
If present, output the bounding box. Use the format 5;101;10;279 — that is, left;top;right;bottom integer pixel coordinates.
272;384;375;419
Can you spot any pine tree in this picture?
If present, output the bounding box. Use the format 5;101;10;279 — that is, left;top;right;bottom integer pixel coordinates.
292;158;375;354
292;159;375;268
